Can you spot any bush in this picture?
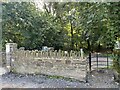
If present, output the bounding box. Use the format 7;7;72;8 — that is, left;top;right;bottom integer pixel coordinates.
112;51;120;79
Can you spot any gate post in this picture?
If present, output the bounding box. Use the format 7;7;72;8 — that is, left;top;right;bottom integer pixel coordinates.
89;52;91;71
96;53;98;70
6;43;17;72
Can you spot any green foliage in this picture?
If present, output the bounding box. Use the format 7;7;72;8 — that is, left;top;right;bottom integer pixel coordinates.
2;2;65;50
2;2;120;52
113;50;120;75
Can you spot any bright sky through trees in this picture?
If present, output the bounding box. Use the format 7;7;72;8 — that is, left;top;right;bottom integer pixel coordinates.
34;0;44;11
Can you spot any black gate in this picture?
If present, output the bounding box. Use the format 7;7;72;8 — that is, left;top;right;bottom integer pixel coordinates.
88;52;113;71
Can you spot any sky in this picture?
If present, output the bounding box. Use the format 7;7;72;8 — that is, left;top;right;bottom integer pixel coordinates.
34;0;44;10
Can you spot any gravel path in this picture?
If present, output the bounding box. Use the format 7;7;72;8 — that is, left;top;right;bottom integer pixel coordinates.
0;67;120;88
0;67;7;75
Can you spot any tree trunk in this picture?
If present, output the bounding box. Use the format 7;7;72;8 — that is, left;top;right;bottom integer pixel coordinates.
70;22;74;50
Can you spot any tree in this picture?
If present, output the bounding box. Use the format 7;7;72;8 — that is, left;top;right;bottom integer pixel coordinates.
2;2;66;50
2;2;119;52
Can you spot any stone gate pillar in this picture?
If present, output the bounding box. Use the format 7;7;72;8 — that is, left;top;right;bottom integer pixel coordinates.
6;43;17;72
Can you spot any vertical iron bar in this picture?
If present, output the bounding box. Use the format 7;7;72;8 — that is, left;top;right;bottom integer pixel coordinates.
107;53;109;69
87;38;91;71
89;52;91;71
96;53;98;70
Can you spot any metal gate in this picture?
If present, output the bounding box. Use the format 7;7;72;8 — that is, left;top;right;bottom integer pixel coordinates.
88;52;113;71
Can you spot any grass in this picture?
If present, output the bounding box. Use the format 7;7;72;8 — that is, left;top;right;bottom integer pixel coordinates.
41;74;84;82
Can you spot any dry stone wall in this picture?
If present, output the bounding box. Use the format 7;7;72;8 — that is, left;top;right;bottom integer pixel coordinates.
10;50;88;81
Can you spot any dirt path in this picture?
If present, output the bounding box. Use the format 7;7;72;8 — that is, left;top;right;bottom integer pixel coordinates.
0;67;7;75
0;68;119;88
87;69;120;88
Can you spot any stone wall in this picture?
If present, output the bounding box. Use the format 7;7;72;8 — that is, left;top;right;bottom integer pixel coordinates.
10;50;88;81
1;52;6;67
